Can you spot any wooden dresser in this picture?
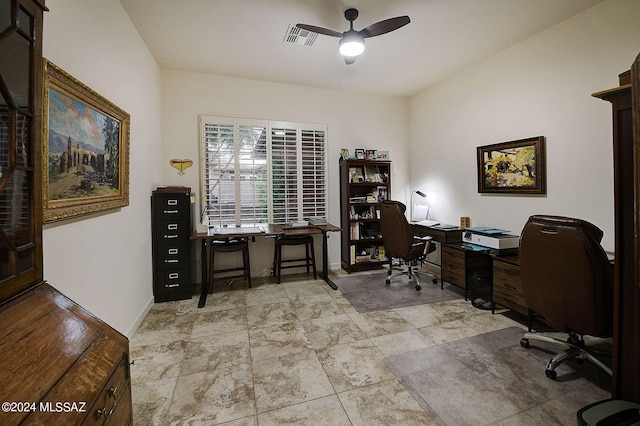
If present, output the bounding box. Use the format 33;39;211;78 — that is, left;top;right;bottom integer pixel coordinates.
0;284;132;425
0;0;134;423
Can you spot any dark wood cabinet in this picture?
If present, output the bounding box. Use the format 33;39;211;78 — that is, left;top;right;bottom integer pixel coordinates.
492;254;526;315
593;58;640;402
0;1;133;423
339;160;391;272
441;243;492;300
151;187;194;302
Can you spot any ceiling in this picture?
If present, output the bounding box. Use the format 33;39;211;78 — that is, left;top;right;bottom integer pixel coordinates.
120;0;603;97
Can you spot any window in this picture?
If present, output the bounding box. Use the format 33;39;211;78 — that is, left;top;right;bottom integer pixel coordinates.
200;116;327;226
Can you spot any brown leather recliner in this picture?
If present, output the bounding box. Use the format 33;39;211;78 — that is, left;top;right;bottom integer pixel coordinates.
379;200;437;291
519;215;613;379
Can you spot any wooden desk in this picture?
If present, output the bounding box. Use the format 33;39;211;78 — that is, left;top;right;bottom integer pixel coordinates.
411;223;462;243
190;223;340;307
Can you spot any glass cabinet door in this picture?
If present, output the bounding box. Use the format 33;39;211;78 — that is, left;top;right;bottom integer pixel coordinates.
0;0;45;300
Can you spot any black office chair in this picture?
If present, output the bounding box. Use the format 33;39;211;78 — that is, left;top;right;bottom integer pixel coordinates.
519;215;613;379
379;200;437;291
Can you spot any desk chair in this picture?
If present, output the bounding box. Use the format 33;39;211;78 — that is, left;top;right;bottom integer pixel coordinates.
209;238;252;289
519;215;613;379
379;200;438;291
273;234;317;284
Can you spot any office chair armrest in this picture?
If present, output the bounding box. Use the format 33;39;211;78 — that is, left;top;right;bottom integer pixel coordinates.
414;235;433;242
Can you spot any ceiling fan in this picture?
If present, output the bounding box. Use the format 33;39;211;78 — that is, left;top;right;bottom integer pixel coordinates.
296;8;410;65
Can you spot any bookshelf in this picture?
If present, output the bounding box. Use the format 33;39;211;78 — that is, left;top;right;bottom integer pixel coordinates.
339;159;391;272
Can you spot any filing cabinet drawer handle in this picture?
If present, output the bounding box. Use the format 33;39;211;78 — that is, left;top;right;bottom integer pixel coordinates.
167;224;178;230
165;259;179;263
169;273;179;279
168;249;179;255
164;234;179;239
167;199;178;205
163;209;179;214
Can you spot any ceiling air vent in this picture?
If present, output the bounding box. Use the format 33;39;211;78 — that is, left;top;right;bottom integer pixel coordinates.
284;24;318;47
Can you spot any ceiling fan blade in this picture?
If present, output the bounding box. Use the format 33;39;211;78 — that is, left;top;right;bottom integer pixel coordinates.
359;16;410;38
295;24;343;38
344;56;357;65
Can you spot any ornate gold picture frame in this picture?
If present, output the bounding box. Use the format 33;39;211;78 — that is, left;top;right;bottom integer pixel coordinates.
42;60;130;223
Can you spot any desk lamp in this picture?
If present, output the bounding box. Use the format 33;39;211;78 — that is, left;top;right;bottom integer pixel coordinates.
411;190;427;221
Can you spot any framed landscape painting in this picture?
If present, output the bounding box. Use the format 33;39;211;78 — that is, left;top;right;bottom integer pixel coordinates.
42;60;130;223
477;136;546;194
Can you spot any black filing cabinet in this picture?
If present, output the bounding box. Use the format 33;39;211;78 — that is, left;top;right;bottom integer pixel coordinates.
151;187;194;302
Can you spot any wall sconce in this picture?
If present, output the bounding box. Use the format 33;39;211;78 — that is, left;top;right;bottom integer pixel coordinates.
411;190;428;221
170;159;193;175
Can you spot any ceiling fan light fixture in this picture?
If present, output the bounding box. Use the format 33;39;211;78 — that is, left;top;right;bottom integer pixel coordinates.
339;32;365;57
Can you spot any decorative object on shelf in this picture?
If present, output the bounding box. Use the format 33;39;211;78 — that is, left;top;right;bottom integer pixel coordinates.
355;148;365;160
477;136;546;194
366;149;376;160
43;60;130;223
340;148;350;160
170;158;193;175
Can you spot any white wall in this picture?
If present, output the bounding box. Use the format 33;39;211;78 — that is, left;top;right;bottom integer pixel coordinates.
160;71;409;276
42;0;162;336
409;0;640;251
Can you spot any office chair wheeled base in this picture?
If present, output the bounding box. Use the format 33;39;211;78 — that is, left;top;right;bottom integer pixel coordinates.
385;258;438;291
519;331;612;380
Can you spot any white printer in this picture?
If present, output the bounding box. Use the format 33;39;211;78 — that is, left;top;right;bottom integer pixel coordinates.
462;227;520;254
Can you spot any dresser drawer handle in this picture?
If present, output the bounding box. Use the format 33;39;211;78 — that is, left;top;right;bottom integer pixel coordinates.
95;388;118;420
505;284;518;290
505;269;519;276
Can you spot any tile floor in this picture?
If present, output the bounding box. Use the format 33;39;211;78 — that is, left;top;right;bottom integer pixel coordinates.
130;271;610;425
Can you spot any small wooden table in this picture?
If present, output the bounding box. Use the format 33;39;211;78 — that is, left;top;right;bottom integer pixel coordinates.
190;223;341;307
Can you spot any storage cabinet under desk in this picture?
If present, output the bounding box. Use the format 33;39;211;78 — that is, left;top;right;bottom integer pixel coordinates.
441;243;492;300
492;254;527;315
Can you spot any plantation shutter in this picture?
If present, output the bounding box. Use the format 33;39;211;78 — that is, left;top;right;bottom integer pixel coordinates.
200;116;326;227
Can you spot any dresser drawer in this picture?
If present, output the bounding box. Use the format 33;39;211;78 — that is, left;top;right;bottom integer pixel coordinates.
86;354;130;425
494;288;528;315
442;269;465;288
493;268;523;297
442;245;464;270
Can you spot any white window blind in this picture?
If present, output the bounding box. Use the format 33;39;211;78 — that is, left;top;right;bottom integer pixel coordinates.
200;116;327;226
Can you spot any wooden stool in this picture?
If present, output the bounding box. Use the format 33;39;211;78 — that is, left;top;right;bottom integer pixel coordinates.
209;238;251;290
273;235;317;284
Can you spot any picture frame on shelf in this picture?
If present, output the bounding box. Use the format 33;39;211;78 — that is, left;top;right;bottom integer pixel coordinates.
477;136;546;194
376;150;389;160
340;148;350;160
43;60;131;223
355;149;365;160
366;149;376;160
